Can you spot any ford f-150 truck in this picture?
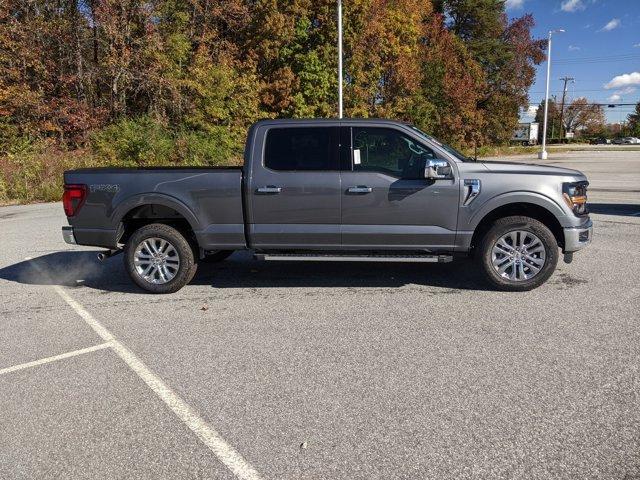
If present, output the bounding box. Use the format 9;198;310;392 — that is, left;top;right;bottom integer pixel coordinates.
61;119;592;293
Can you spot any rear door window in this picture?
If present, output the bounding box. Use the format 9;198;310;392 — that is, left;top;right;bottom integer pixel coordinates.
264;127;338;171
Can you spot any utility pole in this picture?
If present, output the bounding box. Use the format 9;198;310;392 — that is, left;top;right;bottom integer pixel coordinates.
337;0;343;119
558;76;574;140
539;29;565;160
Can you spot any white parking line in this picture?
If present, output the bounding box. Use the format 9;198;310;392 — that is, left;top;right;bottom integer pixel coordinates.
50;284;264;480
0;343;111;376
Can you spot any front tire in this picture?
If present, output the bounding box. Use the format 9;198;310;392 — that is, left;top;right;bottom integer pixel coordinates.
477;216;558;291
124;223;197;294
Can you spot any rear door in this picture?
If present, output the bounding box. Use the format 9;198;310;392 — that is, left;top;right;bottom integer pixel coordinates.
340;125;459;250
247;125;342;249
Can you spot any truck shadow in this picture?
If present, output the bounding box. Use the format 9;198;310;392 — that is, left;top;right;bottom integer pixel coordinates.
588;203;640;216
0;250;490;293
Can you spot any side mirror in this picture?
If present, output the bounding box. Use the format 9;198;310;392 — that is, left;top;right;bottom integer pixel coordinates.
425;159;452;180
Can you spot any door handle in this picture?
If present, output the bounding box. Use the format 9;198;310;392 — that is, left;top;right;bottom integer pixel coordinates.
347;186;373;194
256;185;282;194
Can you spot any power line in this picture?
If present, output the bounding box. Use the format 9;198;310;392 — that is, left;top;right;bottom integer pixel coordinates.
529;88;624;94
553;53;640;65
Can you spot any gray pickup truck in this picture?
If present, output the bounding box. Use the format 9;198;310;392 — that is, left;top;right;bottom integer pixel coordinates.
62;119;592;293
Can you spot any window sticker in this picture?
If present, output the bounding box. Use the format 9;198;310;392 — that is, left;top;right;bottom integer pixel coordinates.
353;149;361;165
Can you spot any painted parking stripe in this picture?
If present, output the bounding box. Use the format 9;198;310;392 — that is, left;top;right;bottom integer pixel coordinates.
0;343;111;376
50;284;264;480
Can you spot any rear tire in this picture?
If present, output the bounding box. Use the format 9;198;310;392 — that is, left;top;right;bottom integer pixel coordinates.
477;216;558;291
124;223;197;294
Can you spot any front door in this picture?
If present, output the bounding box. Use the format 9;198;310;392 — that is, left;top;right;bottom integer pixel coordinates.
340;126;459;250
248;125;342;249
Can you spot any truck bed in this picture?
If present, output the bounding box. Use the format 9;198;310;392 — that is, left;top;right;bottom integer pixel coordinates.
64;167;246;250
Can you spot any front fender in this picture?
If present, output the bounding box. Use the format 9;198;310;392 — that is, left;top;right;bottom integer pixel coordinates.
467;191;569;231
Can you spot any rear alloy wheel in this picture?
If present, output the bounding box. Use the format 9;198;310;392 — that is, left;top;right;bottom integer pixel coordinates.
124;223;197;294
133;237;181;284
478;216;558;291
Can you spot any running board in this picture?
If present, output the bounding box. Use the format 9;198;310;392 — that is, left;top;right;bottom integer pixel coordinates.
255;253;453;263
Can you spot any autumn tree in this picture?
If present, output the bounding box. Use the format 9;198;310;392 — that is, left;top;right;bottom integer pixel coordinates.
435;0;546;143
414;13;486;147
562;98;605;135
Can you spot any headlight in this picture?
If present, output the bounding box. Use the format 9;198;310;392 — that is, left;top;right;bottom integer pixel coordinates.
562;181;589;216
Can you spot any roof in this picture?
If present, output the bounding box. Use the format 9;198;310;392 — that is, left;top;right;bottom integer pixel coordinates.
253;118;410;126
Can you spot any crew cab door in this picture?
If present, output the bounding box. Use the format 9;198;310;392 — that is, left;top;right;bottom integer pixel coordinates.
247;125;342;249
340;126;459;250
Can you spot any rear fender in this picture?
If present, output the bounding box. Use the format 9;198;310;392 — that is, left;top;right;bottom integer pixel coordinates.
112;193;201;232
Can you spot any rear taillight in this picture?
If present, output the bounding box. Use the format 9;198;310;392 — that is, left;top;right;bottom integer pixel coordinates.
63;184;87;217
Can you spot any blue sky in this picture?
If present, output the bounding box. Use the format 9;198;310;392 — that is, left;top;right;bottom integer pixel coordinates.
506;0;640;124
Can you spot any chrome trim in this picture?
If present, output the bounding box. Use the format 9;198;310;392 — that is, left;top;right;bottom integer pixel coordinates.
463;179;481;206
256;186;282;194
425;159;453;179
347;186;373;194
563;220;593;253
62;226;76;245
257;253;453;263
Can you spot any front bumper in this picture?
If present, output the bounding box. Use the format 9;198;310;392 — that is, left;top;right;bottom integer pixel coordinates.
563;220;593;252
62;226;76;245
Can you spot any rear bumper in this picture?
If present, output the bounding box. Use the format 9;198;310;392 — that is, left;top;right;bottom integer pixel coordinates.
563;220;593;253
62;226;118;248
62;226;76;245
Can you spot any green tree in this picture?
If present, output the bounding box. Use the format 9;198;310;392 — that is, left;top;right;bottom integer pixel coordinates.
627;101;640;137
534;96;561;140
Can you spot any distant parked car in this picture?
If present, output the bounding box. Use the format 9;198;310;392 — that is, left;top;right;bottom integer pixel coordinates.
623;137;640;144
589;137;610;145
612;137;625;144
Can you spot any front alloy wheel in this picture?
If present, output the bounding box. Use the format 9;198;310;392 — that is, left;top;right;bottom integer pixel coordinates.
478;215;558;291
491;230;546;281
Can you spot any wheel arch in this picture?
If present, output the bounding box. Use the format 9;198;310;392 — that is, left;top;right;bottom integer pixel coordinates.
470;201;565;252
113;194;200;246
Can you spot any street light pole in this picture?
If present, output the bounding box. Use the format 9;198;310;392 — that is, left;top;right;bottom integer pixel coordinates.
539;29;564;160
338;0;343;119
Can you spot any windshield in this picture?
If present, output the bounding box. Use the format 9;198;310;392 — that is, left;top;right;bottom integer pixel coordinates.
408;126;472;162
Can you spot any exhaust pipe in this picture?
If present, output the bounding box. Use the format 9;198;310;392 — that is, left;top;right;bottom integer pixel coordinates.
97;249;122;262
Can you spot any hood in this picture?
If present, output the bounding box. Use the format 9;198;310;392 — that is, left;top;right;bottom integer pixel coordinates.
481;161;583;177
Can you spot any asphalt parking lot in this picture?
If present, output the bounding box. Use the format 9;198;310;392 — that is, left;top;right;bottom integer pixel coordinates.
1;147;639;479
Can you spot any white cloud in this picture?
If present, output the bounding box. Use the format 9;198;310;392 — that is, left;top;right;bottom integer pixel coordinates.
604;72;640;89
568;45;581;51
526;105;539;116
599;18;620;31
616;86;637;95
561;0;585;12
634;43;640;48
607;94;621;102
505;0;526;9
